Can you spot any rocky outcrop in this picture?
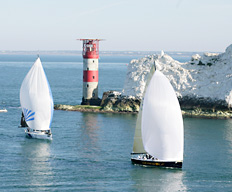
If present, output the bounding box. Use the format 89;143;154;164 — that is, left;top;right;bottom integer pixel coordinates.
100;91;140;112
182;108;232;119
122;44;232;110
179;96;228;110
56;44;232;118
54;104;101;112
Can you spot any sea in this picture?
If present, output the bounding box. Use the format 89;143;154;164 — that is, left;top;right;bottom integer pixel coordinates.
0;52;232;191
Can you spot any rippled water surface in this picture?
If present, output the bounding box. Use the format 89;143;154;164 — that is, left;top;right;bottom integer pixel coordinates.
0;54;232;191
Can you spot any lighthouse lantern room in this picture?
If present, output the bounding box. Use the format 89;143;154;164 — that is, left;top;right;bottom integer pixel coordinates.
79;39;103;105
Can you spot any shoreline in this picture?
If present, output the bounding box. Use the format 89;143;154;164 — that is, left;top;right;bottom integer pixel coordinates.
54;104;137;114
54;104;232;119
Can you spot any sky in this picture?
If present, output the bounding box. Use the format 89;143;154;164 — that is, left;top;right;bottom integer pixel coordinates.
0;0;232;52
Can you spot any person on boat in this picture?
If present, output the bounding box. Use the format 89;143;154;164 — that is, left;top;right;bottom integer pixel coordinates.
47;130;51;135
20;112;28;127
145;154;152;159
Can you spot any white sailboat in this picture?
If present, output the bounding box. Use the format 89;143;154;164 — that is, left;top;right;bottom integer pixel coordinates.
0;108;7;112
20;57;54;140
131;67;184;168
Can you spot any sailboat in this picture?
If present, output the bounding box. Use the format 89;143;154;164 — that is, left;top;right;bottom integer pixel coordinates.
131;66;184;168
20;57;54;140
0;108;7;112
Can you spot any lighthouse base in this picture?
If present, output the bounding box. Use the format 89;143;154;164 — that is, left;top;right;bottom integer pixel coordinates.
81;97;102;106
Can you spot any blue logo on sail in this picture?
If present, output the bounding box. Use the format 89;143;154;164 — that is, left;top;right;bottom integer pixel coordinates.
23;108;35;122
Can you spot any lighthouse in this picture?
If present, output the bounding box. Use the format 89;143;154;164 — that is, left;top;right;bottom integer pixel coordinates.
79;39;102;105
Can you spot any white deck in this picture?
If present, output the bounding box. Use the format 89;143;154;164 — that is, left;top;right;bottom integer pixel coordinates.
25;129;52;140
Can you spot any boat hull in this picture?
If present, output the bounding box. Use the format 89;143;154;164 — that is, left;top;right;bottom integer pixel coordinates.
25;129;52;140
0;109;7;113
131;158;182;168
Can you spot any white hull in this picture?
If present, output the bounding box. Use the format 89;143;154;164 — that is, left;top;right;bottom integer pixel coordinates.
25;129;52;140
0;109;7;113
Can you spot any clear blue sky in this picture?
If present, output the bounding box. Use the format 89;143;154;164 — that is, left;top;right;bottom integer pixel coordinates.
1;0;232;52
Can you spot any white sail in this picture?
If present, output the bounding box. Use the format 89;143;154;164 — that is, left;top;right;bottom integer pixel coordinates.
141;70;183;161
132;64;156;153
20;58;54;131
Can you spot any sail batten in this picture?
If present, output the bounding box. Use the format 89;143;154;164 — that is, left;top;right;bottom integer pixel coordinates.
141;70;184;161
20;58;53;131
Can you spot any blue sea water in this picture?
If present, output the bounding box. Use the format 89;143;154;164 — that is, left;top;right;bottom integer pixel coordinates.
0;53;232;191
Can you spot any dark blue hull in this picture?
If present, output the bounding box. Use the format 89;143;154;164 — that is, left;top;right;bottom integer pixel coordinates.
131;158;182;168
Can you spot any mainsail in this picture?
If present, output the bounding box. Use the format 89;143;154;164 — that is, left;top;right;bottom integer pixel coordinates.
141;70;184;161
20;58;54;131
132;64;156;154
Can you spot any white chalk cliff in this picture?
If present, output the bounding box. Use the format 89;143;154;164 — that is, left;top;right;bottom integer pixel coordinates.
122;44;232;108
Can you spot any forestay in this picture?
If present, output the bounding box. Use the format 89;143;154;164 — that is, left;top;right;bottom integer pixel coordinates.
20;58;54;131
142;70;183;161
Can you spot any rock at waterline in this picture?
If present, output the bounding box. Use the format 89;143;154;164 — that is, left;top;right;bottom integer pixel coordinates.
100;91;140;112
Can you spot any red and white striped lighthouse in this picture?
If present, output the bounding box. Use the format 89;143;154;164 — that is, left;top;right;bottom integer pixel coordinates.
79;39;102;105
